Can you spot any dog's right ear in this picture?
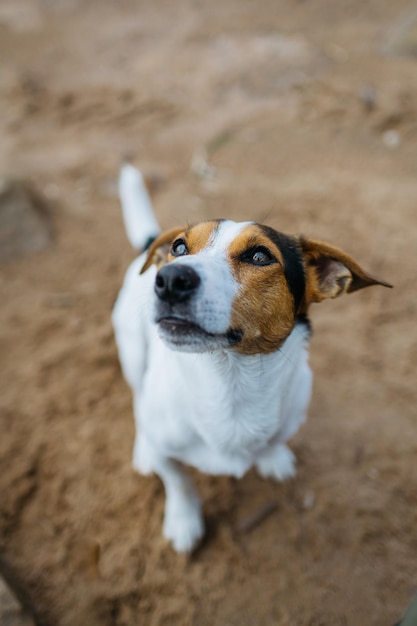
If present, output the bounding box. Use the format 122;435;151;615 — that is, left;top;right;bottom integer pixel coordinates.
140;227;185;274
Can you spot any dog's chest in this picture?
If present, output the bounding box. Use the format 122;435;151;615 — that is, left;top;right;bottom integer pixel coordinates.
139;325;311;472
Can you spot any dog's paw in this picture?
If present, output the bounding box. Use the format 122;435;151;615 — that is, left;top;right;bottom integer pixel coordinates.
163;496;205;553
256;444;296;481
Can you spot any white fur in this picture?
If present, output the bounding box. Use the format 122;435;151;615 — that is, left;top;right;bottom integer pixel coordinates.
112;167;313;552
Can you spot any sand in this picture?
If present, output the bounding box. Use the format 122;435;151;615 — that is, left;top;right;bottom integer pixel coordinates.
0;1;416;624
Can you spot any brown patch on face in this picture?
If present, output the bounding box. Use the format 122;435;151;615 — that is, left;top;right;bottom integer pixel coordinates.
228;225;296;355
178;221;221;256
140;221;222;274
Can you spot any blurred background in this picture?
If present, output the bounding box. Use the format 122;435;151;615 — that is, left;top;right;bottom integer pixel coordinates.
1;1;417;625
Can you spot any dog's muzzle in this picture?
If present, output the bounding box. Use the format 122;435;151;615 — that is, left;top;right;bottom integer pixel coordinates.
155;265;200;304
153;262;243;351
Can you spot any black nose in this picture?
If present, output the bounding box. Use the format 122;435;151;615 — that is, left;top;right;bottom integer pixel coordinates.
155;264;201;304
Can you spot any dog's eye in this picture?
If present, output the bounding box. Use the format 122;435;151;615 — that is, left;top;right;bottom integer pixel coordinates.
171;239;188;257
252;250;270;264
241;246;276;266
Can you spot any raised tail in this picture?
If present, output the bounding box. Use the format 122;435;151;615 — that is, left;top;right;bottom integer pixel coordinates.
119;164;161;250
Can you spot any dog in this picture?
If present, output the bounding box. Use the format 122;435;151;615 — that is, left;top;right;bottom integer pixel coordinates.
112;164;392;552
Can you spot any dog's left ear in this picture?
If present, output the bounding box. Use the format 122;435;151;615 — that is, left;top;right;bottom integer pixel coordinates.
300;237;392;305
140;227;184;274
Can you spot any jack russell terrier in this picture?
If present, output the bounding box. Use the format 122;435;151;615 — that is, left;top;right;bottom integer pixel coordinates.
112;164;391;552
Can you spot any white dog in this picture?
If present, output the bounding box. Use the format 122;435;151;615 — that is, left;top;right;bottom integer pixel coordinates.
112;165;391;552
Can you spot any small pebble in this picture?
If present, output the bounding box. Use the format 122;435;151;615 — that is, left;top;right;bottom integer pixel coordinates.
303;490;315;510
367;467;379;480
359;84;377;112
190;149;217;181
383;129;401;149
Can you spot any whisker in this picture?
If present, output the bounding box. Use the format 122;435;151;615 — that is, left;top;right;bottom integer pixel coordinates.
278;345;296;368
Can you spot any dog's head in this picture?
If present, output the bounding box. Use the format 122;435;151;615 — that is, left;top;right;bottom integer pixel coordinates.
140;220;391;354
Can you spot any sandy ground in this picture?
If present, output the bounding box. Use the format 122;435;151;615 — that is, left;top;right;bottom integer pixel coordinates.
1;1;417;625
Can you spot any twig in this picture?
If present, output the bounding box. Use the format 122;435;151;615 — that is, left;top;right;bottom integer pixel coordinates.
238;501;278;533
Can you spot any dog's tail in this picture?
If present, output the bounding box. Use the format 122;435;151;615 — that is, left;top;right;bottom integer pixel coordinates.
119;164;161;251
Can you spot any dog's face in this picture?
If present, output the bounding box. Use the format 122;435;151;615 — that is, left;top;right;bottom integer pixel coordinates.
141;220;391;355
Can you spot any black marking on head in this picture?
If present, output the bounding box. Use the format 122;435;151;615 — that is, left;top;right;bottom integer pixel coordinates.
143;235;157;251
258;225;306;314
227;328;243;345
296;313;312;336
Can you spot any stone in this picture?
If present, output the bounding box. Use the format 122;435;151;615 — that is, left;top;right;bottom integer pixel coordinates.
0;179;53;261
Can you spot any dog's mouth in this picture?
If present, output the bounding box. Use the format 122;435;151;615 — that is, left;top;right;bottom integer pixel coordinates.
156;316;242;349
158;316;206;338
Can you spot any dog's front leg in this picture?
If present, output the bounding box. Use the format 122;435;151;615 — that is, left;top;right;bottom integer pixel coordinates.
255;440;296;482
159;459;204;553
133;434;204;553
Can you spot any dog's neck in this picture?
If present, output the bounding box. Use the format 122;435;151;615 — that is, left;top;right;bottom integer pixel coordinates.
207;319;310;399
161;320;311;456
